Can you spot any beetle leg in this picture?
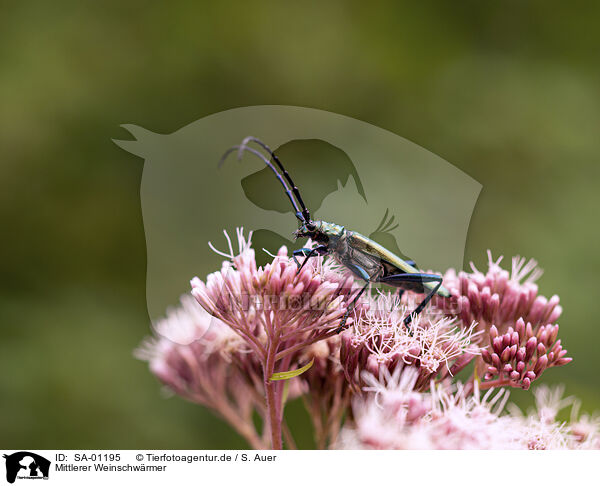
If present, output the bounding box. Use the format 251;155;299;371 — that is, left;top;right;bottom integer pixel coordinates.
292;248;313;268
378;273;443;331
292;245;328;273
394;260;426;300
393;264;422;301
337;264;373;332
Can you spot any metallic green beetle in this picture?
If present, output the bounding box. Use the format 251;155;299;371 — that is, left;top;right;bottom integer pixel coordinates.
221;136;451;330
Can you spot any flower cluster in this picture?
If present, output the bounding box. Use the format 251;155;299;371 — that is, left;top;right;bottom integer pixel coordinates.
480;318;571;390
136;229;592;450
508;385;600;450
436;251;571;393
191;229;361;363
338;369;598;450
337;368;522;449
341;291;478;392
190;229;362;449
442;252;562;333
135;295;267;448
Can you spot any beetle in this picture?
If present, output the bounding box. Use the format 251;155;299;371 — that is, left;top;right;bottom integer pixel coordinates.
220;136;451;331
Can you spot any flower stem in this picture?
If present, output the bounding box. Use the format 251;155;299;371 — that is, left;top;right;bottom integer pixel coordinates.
479;378;520;390
219;404;265;450
264;344;283;449
281;419;297;450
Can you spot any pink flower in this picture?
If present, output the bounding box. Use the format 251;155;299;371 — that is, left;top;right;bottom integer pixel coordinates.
570;411;600;449
341;290;479;392
136;230;594;450
191;229;361;364
338;372;599;450
438;252;571;391
337;368;524;449
135;295;267;448
508;386;600;450
442;251;562;332
480;318;572;390
190;229;363;448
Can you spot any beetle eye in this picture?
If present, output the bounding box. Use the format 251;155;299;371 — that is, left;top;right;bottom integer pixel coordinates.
306;222;316;231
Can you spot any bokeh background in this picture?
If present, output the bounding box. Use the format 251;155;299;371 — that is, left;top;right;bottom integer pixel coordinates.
2;1;599;449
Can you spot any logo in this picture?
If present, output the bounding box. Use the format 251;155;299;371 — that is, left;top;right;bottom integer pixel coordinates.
3;452;50;483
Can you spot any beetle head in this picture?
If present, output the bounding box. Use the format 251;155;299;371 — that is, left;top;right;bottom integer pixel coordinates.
294;220;321;240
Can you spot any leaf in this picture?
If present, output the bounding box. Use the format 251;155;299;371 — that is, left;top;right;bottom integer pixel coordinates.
281;379;291;409
269;358;315;381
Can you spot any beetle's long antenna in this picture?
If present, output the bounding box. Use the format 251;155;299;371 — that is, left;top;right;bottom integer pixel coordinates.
238;136;311;222
220;144;305;221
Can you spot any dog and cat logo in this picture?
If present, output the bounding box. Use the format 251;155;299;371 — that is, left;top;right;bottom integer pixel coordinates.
2;452;50;483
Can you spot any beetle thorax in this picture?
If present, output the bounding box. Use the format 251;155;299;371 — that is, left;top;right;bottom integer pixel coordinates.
314;221;345;247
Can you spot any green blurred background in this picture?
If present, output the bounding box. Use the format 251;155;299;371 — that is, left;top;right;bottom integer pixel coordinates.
2;1;599;449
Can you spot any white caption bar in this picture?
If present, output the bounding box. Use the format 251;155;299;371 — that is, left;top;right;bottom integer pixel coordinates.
1;450;598;485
